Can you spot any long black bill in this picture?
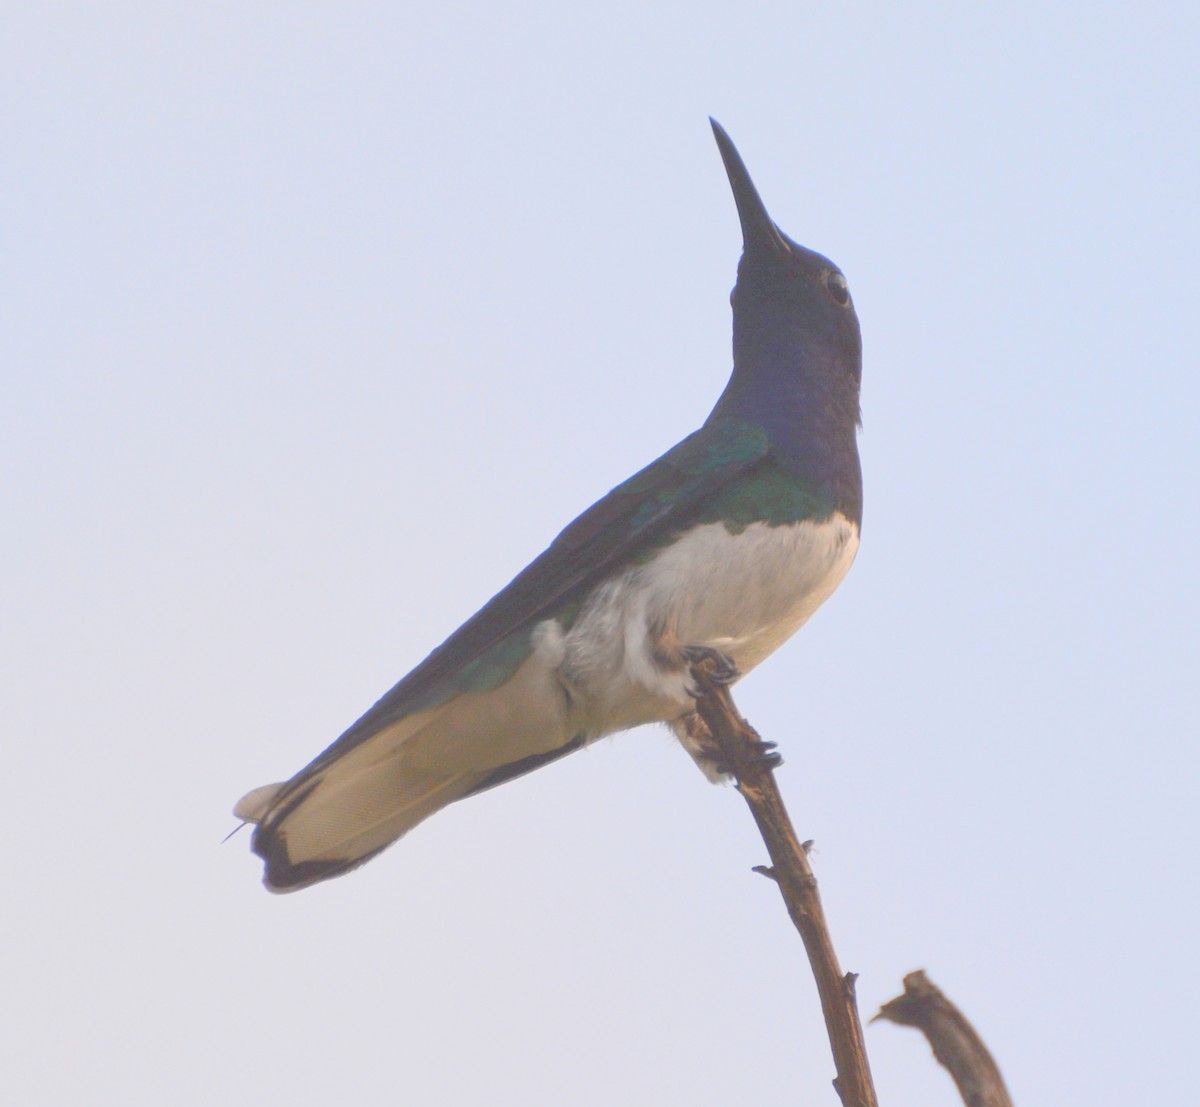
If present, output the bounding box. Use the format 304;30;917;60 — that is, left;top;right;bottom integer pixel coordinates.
710;118;789;258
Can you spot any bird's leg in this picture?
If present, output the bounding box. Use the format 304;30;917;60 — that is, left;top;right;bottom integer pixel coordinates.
670;643;781;780
680;650;784;781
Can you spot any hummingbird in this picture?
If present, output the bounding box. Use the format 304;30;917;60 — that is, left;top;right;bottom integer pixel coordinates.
235;120;863;892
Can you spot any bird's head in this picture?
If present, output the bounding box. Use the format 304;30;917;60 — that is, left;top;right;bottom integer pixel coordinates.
710;119;862;419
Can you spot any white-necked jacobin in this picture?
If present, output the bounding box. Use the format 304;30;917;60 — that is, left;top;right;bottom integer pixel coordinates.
236;120;863;892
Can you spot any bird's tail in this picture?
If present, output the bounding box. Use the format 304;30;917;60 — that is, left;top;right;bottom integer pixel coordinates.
234;707;489;893
234;650;580;892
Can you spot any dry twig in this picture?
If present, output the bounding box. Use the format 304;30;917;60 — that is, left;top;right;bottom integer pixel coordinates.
874;970;1012;1107
689;659;879;1107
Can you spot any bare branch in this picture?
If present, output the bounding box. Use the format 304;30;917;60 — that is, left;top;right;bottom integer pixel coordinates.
874;970;1012;1107
689;659;879;1107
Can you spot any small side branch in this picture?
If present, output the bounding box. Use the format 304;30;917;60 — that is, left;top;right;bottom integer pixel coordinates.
690;660;878;1107
874;970;1013;1107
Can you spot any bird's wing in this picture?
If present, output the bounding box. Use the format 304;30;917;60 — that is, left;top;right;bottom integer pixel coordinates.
302;416;772;770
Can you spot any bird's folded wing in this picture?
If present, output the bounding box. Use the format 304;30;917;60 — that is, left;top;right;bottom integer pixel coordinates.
293;416;772;776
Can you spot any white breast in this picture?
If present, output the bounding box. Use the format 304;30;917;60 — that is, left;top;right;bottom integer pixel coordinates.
557;512;859;736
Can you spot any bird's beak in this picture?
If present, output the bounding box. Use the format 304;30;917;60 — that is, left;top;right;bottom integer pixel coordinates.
710;118;789;259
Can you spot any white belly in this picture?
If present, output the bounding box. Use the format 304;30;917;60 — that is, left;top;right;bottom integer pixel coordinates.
556;512;859;736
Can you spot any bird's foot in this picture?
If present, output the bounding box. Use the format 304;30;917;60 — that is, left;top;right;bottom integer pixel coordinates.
675;711;783;781
680;645;740;688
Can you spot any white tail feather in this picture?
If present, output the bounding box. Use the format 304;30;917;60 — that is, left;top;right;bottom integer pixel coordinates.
233;782;284;823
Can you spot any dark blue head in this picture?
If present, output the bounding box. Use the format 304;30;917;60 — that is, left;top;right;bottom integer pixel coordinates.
707;120;862;519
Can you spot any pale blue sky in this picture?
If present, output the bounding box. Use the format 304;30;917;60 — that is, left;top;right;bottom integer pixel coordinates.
3;4;1197;1104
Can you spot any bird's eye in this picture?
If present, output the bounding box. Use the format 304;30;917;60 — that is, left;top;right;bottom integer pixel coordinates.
825;271;850;305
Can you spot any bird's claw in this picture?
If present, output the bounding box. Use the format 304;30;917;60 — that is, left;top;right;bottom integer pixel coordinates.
711;738;783;777
680;645;740;687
